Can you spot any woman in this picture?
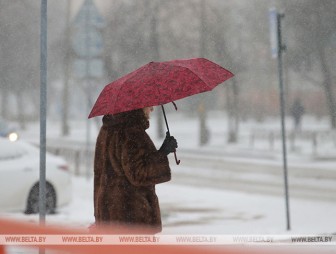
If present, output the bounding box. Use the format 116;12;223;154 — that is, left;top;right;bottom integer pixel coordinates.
93;106;177;233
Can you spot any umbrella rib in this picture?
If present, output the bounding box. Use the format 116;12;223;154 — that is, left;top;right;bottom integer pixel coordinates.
164;62;213;92
112;83;124;114
185;67;214;90
154;82;168;105
111;64;152;113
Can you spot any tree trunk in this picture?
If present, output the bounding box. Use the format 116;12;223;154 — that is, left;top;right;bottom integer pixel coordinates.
232;79;240;142
198;101;209;145
1;88;8;119
61;0;71;136
319;47;336;129
227;80;239;143
16;91;26;130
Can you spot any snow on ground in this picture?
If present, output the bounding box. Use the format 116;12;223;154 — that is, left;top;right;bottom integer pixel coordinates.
3;175;336;235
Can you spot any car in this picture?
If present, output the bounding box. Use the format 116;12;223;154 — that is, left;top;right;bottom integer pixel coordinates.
0;138;72;214
0;119;19;142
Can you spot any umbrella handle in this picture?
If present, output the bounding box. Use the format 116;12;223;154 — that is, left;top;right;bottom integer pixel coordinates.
170;102;180;164
174;151;181;165
161;104;181;165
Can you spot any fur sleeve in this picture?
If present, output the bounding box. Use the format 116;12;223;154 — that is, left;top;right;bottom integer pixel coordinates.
120;128;171;186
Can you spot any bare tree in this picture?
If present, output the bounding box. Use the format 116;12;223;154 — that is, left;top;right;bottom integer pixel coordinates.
285;0;336;128
0;1;39;128
211;1;241;143
0;0;69;127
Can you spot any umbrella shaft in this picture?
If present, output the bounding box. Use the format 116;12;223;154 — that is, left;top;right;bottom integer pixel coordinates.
161;105;170;136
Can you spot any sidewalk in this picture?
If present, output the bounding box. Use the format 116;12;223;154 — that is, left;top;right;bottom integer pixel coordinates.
2;175;336;236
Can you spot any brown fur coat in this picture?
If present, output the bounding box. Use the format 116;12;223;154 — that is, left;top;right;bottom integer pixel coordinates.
93;109;171;233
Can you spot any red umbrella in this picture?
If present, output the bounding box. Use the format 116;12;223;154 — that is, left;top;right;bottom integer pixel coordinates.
89;58;234;164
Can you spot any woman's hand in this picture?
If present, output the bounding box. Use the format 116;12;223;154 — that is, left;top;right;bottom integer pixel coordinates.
159;132;178;155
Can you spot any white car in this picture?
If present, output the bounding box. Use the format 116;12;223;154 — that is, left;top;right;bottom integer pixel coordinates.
0;138;72;214
0;119;19;142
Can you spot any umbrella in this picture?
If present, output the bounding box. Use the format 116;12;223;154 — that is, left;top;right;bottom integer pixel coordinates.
89;58;234;164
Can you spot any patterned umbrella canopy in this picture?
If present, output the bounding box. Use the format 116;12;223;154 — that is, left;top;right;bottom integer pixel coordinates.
88;58;234;118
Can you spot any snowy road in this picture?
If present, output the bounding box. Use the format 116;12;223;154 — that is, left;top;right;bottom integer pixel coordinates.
172;150;336;202
42;136;336;202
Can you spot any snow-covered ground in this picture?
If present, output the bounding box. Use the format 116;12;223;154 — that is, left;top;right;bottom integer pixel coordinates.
2;174;336;235
2;112;336;253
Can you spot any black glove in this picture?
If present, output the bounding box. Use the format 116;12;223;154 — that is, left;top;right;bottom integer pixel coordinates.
159;132;178;156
